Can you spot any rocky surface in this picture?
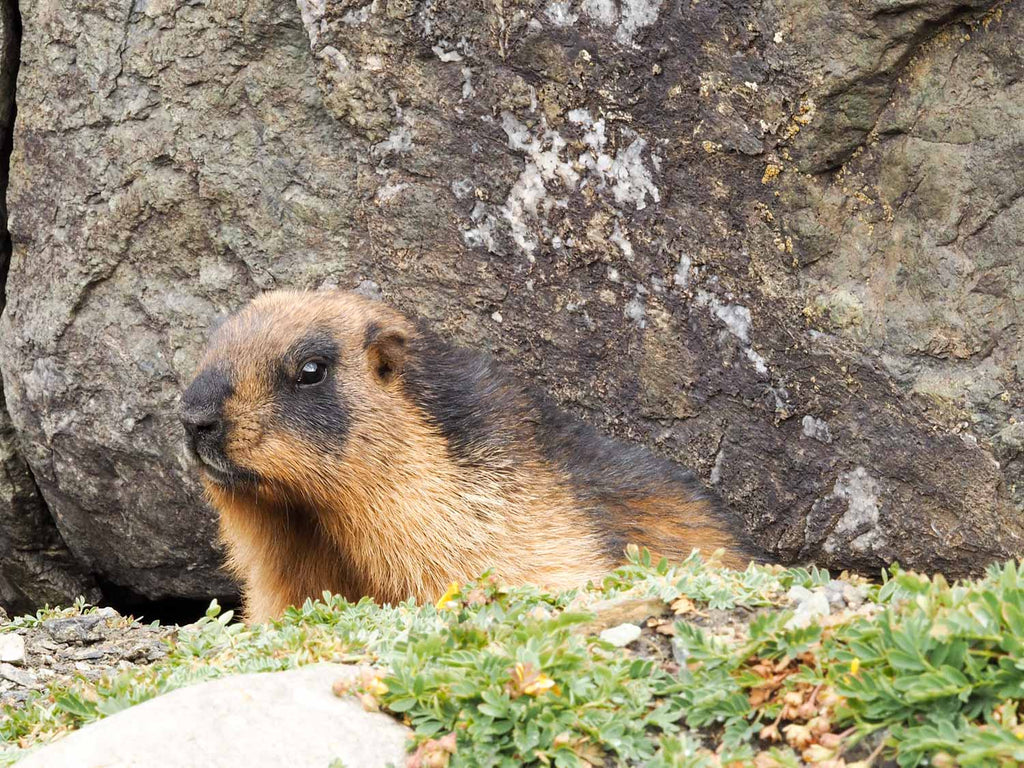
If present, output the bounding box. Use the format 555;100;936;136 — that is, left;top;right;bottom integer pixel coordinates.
0;393;99;615
0;0;99;616
0;0;1020;607
0;608;171;710
15;664;412;768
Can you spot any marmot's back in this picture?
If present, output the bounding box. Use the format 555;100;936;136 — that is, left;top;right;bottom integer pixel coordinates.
402;328;750;564
180;290;753;622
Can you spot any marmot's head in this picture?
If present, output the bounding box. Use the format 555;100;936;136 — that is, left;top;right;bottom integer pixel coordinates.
179;291;414;496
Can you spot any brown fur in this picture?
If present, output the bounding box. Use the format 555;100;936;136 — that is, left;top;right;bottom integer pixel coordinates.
182;291;751;623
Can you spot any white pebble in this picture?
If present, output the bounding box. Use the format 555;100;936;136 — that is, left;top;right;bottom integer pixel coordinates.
0;634;25;665
599;623;642;647
785;586;831;630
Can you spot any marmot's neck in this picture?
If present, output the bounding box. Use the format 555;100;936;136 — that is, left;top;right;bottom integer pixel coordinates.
311;396;609;603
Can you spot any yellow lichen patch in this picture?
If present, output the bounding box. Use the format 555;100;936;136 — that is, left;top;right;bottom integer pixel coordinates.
773;234;793;254
754;201;776;223
781;98;817;140
762;164;783;184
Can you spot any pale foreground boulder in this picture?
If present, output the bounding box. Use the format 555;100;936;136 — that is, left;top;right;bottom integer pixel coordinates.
18;664;411;768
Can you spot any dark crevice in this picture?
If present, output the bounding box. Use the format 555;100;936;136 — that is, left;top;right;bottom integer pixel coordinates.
0;0;21;315
97;579;241;626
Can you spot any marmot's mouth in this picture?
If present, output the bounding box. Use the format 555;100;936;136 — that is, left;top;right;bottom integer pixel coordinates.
199;458;261;488
185;442;260;488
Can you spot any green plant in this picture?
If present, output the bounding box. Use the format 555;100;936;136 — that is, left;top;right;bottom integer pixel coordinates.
3;553;1024;767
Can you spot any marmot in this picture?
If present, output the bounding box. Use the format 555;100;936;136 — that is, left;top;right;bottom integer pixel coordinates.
180;290;754;622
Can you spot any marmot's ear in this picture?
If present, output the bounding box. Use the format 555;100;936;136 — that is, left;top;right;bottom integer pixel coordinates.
364;322;408;384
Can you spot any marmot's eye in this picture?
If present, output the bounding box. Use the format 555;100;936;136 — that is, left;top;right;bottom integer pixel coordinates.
297;359;328;388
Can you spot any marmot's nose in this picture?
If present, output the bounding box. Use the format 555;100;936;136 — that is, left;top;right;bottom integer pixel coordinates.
180;408;226;456
180;410;223;443
180;367;232;453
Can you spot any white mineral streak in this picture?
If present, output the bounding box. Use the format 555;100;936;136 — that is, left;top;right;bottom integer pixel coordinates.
824;467;884;554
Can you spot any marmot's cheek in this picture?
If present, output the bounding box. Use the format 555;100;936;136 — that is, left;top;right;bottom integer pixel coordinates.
222;418;266;471
244;433;311;484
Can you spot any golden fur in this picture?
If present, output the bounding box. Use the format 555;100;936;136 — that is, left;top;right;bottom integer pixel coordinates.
184;291;750;623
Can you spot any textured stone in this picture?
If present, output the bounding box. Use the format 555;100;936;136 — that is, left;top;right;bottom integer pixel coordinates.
0;0;1020;606
0;0;98;616
42;615;106;645
16;664;411;768
0;661;36;689
0;384;99;614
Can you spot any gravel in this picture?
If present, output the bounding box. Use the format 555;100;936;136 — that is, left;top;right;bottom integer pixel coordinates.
0;609;174;709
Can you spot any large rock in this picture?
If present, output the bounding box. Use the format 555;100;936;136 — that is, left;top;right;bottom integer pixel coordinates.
0;0;1020;604
16;664;412;768
0;0;98;614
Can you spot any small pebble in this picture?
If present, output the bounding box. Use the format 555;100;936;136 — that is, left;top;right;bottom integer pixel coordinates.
785;586;831;630
0;633;26;665
599;623;643;647
0;690;30;707
73;648;107;662
842;583;866;609
670;638;690;667
823;580;847;610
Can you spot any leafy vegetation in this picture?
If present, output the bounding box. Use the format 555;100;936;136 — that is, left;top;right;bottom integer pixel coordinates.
0;598;100;634
3;551;1024;767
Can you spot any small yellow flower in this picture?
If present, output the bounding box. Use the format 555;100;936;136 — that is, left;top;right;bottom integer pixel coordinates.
358;667;390;697
436;582;460;610
523;672;556;696
850;658;861;676
508;662;560;697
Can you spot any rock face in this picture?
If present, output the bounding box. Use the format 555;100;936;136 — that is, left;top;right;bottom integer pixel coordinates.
0;0;1020;607
16;664;413;768
0;0;98;613
0;398;99;614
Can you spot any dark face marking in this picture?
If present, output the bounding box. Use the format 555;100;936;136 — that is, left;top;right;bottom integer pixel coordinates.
180;365;259;487
273;330;351;448
181;365;233;421
180;366;233;468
